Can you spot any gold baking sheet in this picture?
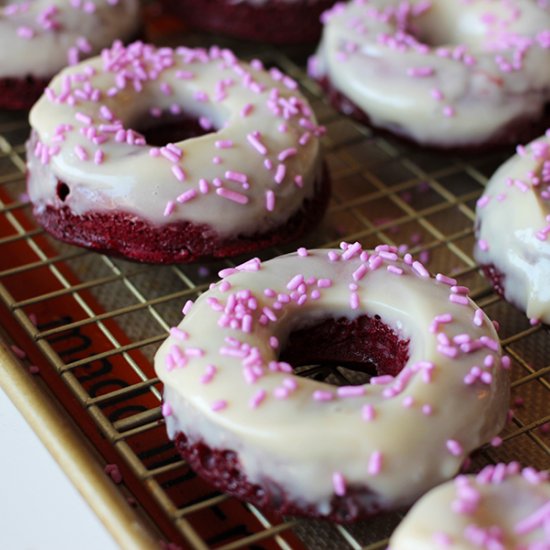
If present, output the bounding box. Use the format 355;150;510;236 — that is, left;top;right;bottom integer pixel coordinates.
0;35;548;550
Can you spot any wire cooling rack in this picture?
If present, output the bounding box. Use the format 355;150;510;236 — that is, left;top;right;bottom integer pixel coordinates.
0;43;549;549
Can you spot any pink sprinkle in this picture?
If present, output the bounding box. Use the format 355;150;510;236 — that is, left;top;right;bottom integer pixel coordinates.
342;241;362;260
501;356;511;369
407;66;434;77
402;396;414;408
10;345;26;359
274;164;286;184
215;140;233;149
182;300;193;315
431;88;444;101
169;327;188;340
74;144;88;161
104;464;122;484
422;404;433;416
200;364;217;384
412;261;429;278
211;400;227;412
199;179;210;194
443;105;455;117
436;273;457;286
225;170;248;184
99;105;114;121
473;309;484;327
265;189;275;212
278;148;297;161
446;439;463;456
249;389;267;409
317;278;332;288
17;26;34;39
161;402;172;417
387;265;403;275
176;70;194;80
247;132;267;155
177;189;197;204
241;103;253;117
313;390;334;401
371;375;394;385
514;501;550;535
337;386;365;398
432;532;452;547
451;285;469;295
362;404;376;421
297;247;308;257
94;150;104;165
198;116;212;131
332;472;346;496
171;165;187;182
367;451;383;475
194;91;209;102
216;187;249;204
480;335;499;351
478;239;489;251
185;347;204;357
353;264;368;281
490;436;503;447
287;274;304;290
350;292;360;310
449;294;469;306
75;112;92;125
163;200;175;217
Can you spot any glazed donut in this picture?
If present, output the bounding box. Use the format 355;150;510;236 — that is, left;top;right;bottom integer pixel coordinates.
154;244;510;522
390;463;550;549
27;42;327;264
164;0;338;45
475;131;550;324
0;0;140;110
310;0;550;148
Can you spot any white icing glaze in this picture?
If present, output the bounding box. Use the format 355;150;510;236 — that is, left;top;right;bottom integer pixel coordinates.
310;0;550;147
390;463;550;550
154;244;510;515
474;132;550;324
27;42;323;237
0;0;140;79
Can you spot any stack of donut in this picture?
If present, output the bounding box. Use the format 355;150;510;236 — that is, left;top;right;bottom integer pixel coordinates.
16;0;547;538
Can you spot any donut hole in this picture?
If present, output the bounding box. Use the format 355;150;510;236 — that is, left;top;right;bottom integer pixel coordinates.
135;113;216;146
411;6;491;48
56;182;70;202
129;107;227;147
280;315;409;386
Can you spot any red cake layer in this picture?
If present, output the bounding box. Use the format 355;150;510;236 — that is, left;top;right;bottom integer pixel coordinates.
31;167;330;264
166;0;337;44
316;76;550;150
175;432;386;523
0;76;50;110
480;263;506;299
171;315;409;522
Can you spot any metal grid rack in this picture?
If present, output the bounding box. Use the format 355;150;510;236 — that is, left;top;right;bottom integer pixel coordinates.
0;46;549;549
